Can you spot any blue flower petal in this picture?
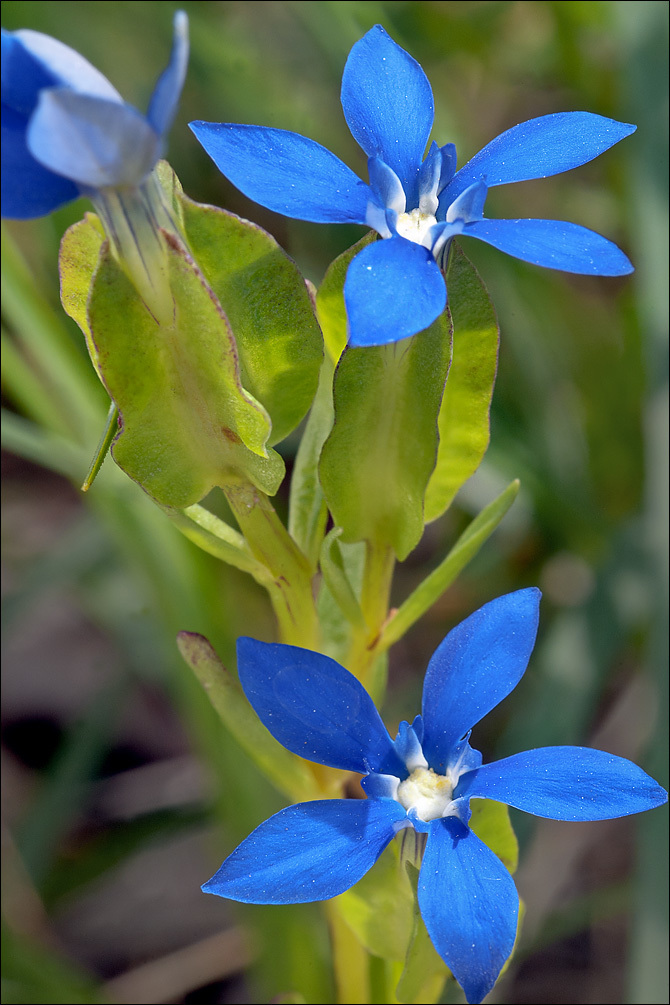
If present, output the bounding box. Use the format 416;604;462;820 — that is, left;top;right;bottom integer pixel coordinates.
443;112;636;203
2;29;60;115
421;590;541;773
464;218;633;276
419;818;518;1005
4;28;120;114
189;122;370;224
341;25;434;201
236;638;405;776
344;236;446;346
146;10;189;136
28;89;161;188
1;107;79;218
458;747;669;821
202;798;405;903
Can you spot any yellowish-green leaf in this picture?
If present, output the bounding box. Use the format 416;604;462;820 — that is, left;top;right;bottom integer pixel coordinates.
59;213;105;375
395;862;449;1004
181;196;323;445
177;632;318;801
424;244;499;521
86;231;284;507
336;841;414;961
319;316;452;560
379;479;520;650
315;231;376;361
469;798;519;874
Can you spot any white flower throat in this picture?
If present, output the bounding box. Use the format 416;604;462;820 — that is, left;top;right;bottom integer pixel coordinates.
395;207;438;248
397;766;455;822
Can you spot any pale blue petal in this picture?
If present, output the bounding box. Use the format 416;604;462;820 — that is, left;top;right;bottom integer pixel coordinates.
421;590;541;773
368;156;405;214
443;112;636;203
458;747;669;821
464;218;633;275
189;122;370;223
1;107;79;218
28;89;160;187
147;10;189;136
202;798;405;903
445;180;488;223
236;638;405;776
419;818;518;1005
344;236;446;346
361;772;401;800
10;28;121;105
417;141;442;215
393;720;427;771
341;24;433;200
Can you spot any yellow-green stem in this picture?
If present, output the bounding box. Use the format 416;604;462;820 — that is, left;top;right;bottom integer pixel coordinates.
223;480;320;648
346;542;395;686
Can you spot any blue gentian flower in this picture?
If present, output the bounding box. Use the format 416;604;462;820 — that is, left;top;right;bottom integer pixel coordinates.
190;25;635;347
1;11;188;218
203;590;667;1004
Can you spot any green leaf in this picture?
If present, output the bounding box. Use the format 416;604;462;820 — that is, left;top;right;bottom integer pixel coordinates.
81;401;118;491
316;231;376;361
380;479;520;650
469;798;519;874
155;159;186;232
177;632;318;801
336;842;414;961
84;231;284;507
181;194;323;445
58;212;105;377
424;244;499;522
319;527;367;629
288;354;334;568
319;317;452;561
316;538;366;663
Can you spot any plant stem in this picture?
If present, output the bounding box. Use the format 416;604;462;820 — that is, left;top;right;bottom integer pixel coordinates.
346;542;395;686
223;479;320;648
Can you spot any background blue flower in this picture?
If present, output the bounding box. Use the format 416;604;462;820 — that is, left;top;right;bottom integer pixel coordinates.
1;11;188;218
203;590;667;1004
191;24;635;346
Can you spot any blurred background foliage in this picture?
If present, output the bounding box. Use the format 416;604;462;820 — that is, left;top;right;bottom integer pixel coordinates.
1;2;667;1003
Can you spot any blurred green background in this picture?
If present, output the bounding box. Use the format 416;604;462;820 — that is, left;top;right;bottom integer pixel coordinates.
1;2;667;1003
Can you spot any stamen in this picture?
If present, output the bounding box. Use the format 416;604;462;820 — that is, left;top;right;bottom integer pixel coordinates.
397;766;455;822
395;208;438;249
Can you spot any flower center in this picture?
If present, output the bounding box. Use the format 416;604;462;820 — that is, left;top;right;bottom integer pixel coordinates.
394;207;437;248
396;766;454;822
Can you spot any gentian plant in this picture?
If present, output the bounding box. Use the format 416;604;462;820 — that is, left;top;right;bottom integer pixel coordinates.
202;590;667;1004
191;24;635;346
2;8;665;1005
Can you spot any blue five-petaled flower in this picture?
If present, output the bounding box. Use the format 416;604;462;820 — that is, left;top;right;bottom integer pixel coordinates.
203;589;667;1005
1;11;188;219
191;25;636;347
